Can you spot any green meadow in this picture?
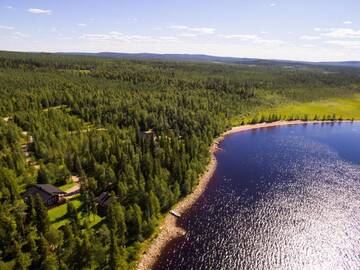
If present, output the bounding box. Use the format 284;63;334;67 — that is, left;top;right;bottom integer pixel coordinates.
243;93;360;123
48;198;104;229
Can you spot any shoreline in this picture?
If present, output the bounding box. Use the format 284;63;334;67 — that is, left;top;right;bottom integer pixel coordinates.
136;119;358;270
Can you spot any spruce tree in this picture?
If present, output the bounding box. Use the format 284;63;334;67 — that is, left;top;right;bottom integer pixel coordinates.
109;230;120;270
34;194;50;234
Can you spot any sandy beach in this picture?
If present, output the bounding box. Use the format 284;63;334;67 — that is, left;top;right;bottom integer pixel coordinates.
136;120;356;270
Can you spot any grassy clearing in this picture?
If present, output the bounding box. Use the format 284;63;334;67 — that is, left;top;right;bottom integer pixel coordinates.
57;181;76;192
42;105;68;112
84;213;104;228
41;104;95;130
60;69;91;74
48;198;82;222
241;93;360;123
48;197;104;229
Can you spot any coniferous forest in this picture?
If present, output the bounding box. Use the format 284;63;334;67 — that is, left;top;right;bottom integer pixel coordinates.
1;51;360;269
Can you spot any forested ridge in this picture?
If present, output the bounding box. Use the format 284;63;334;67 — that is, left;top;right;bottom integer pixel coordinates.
0;51;360;270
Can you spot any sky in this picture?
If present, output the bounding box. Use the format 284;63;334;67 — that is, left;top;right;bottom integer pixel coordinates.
0;0;359;61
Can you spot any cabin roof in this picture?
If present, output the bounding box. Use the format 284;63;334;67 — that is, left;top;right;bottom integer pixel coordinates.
140;129;156;139
144;129;154;134
22;184;65;205
35;184;66;195
95;192;113;207
23;186;52;202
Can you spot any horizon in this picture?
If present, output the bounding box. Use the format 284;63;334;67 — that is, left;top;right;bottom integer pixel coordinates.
1;0;360;61
2;50;360;64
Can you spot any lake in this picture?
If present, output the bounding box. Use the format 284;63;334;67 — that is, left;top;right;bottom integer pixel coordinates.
155;122;360;270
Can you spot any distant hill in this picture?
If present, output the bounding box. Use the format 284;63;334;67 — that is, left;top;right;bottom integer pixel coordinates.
56;52;360;68
317;61;360;68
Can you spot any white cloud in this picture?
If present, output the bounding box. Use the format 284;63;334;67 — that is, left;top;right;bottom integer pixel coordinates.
56;33;69;40
343;21;352;25
314;28;321;32
169;25;215;34
5;31;29;40
301;44;317;48
4;6;13;9
178;33;198;38
28;8;52;15
77;23;87;27
257;39;284;45
223;34;284;45
325;40;360;49
0;25;14;30
0;25;29;40
223;34;259;41
270;3;276;7
3;33;360;62
300;35;321;40
322;28;360;39
13;32;29;38
56;35;72;41
80;31;178;43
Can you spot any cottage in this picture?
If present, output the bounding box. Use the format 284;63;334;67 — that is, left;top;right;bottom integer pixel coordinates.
95;192;115;215
140;129;156;140
22;184;66;207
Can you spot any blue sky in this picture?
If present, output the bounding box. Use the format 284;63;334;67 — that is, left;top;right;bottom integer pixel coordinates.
0;0;359;61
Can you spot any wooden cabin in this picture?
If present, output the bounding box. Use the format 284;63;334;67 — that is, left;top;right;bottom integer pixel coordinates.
22;184;66;207
95;192;114;215
140;129;157;140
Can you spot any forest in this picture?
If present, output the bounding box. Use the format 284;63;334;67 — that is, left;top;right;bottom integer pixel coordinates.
0;51;360;270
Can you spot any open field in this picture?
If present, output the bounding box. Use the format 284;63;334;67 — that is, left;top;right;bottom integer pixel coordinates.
57;181;76;192
48;198;104;229
48;199;81;222
242;93;360;123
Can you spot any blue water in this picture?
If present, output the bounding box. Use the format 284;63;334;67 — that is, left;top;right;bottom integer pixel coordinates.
155;122;360;270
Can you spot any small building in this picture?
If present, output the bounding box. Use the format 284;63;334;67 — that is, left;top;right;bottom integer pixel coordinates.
140;129;157;140
95;192;115;215
22;184;66;207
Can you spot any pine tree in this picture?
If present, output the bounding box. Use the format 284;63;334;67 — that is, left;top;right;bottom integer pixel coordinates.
67;202;80;233
37;167;50;184
26;196;37;225
113;203;127;245
173;181;181;203
41;255;58;270
59;224;75;266
149;191;161;218
34;194;50;234
14;250;30;270
25;231;39;267
37;234;51;269
133;204;143;241
109;230;120;270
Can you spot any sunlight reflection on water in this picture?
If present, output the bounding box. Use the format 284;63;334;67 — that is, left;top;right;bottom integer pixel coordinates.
156;123;360;270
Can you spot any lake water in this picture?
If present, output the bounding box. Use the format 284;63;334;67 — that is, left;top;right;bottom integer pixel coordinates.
155;122;360;270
